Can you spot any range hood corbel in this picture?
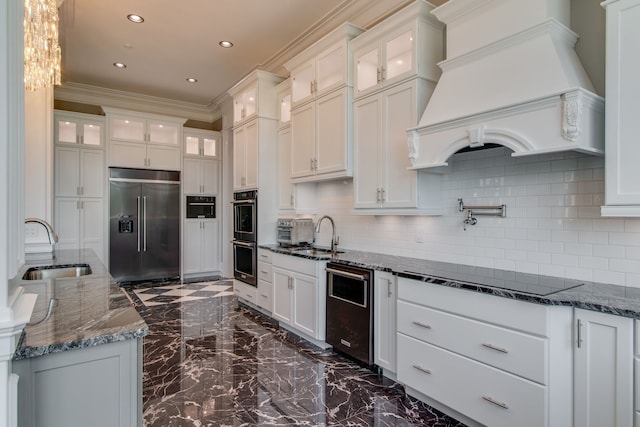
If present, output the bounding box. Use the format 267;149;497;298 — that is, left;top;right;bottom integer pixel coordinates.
406;0;605;170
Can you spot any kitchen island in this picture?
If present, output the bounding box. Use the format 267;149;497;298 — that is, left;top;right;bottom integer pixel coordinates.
12;249;147;427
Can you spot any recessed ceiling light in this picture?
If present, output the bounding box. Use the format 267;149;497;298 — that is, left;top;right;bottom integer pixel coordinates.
113;62;127;69
186;78;198;83
127;14;144;23
219;40;233;48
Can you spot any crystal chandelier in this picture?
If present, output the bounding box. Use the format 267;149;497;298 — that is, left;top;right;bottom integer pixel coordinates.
24;0;61;91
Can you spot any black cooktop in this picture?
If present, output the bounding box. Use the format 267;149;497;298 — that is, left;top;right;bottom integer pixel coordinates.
404;262;584;297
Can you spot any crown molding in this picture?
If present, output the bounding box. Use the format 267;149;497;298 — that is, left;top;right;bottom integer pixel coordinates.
55;82;219;122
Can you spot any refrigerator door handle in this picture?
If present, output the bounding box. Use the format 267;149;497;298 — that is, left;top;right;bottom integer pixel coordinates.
143;196;147;252
137;196;141;252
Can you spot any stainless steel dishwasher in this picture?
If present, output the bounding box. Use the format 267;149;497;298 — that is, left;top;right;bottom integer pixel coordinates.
325;262;374;365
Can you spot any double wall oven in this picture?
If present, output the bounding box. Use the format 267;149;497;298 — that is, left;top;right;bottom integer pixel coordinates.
232;190;257;286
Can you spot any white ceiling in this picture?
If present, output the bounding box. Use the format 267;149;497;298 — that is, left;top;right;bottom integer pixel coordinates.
58;0;447;109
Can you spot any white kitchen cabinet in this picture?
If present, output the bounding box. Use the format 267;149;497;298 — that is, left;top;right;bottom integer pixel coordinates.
601;0;640;216
271;253;328;345
233;119;258;190
257;249;273;312
55;111;104;146
231;71;283;125
285;24;363;183
350;0;443;100
396;277;573;427
54;130;106;263
183;158;218;195
104;107;185;171
55;198;105;262
278;117;317;213
373;271;396;374
184;128;218;158
13;338;143;427
183;219;219;275
354;78;441;214
574;308;634;427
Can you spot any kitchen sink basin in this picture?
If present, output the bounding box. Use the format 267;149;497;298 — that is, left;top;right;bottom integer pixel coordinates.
292;248;344;257
22;264;93;280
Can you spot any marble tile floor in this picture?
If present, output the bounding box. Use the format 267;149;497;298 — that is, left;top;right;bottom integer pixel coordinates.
124;282;467;427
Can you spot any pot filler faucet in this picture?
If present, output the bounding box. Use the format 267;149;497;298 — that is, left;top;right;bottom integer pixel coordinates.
315;215;339;254
25;217;59;244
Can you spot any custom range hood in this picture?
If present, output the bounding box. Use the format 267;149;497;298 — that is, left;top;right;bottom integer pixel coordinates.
407;0;604;169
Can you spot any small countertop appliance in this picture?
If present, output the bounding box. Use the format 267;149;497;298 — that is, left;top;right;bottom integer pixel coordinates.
277;218;314;246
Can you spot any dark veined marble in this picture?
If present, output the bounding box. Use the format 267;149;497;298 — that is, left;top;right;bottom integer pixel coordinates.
127;286;466;427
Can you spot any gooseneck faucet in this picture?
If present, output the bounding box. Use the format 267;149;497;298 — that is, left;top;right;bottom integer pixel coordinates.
315;215;339;254
25;217;59;244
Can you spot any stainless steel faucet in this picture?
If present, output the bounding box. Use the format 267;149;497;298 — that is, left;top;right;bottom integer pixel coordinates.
25;217;59;244
315;215;339;253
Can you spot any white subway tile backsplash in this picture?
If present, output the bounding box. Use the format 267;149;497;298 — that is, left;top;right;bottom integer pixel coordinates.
314;149;640;287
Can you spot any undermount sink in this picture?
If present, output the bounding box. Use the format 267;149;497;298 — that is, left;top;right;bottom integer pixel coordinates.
22;264;93;280
292;248;344;257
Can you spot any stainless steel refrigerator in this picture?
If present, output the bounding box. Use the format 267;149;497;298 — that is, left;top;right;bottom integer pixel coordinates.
109;167;180;284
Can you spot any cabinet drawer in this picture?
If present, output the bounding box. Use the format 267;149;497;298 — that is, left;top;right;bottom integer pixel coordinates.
398;334;546;427
258;249;273;264
257;280;273;311
233;279;257;304
258;262;273;283
398;277;549;336
397;301;547;384
273;253;320;276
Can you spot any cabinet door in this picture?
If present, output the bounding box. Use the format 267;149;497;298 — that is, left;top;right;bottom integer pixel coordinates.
55;198;81;250
293;273;317;338
355;44;381;97
80;120;103;146
374;271;396;372
109;141;147;168
272;268;293;325
290;103;316;178
574;309;634;427
147;144;180;171
291;61;315;106
147;120;180;145
56;119;79;144
184;135;201;156
55;147;80;197
383;28;414;86
315;43;345;96
80;149;104;198
80;198;104;263
183;220;201;274
278;127;294;209
315;89;347;176
380;80;417;208
201;159;219;195
110;117;145;143
353;95;381;208
183;158;201;194
233;126;247;189
201;220;219;272
244;120;258;189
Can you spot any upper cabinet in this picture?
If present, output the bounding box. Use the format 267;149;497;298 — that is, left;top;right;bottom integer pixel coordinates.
351;1;442;100
228;70;283;192
601;0;640;217
183;128;220;195
284;23;364;183
55;111;104;147
351;0;445;215
184;128;218;158
104;107;186;171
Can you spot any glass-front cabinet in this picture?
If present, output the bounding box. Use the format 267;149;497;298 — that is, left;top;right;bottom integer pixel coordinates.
350;0;443;100
55;111;104;146
291;43;347;107
184;129;218;157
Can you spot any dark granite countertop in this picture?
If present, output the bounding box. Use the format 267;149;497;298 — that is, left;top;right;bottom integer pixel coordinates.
13;249;148;360
261;244;640;320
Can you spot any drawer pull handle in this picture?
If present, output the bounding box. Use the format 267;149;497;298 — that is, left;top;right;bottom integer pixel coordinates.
482;396;509;410
412;365;431;375
260;294;268;298
412;321;432;330
260;270;268;274
482;343;508;354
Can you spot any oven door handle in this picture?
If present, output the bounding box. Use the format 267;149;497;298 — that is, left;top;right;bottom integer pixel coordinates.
232;240;255;247
230;200;255;204
326;267;368;281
